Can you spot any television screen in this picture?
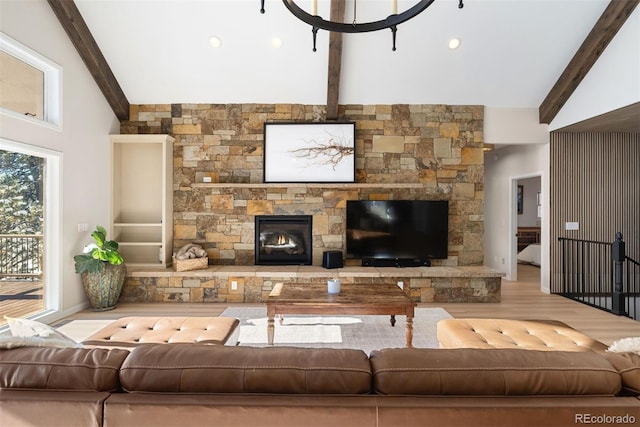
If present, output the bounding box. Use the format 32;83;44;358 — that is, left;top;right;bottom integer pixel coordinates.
346;200;448;263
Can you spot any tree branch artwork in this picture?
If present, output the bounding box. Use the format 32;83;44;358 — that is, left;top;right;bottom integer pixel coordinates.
289;132;354;170
263;122;355;182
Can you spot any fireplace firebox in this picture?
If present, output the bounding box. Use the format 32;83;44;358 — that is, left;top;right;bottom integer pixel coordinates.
255;215;313;265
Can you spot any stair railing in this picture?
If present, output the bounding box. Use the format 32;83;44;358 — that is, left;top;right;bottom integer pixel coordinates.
557;232;638;321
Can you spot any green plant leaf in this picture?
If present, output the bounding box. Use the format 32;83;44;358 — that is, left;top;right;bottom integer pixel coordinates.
91;248;102;260
92;226;107;247
106;251;124;265
74;254;105;274
103;240;119;252
76;225;124;275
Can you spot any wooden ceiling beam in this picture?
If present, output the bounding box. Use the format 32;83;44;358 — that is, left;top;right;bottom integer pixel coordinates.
326;0;345;120
47;0;130;121
539;0;639;124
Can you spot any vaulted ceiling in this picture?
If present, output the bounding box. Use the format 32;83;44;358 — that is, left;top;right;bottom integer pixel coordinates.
49;0;639;131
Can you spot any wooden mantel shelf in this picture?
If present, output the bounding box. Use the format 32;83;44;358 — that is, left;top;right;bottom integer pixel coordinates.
191;183;426;189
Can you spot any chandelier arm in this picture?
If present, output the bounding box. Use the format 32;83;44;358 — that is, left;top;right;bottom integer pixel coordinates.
390;26;397;51
281;0;437;33
312;27;318;52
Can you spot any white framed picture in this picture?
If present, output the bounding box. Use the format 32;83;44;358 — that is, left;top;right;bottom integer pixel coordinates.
263;122;356;183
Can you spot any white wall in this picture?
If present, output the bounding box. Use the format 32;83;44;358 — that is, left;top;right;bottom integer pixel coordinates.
550;7;640;130
483;143;550;291
0;0;119;321
517;176;541;227
485;107;549;145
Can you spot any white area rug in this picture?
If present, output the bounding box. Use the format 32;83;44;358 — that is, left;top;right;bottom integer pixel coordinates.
221;307;452;354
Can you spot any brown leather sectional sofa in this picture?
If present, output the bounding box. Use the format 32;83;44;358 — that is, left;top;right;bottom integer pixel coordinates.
1;344;639;427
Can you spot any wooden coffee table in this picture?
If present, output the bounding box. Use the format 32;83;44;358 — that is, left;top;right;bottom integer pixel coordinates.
266;282;416;347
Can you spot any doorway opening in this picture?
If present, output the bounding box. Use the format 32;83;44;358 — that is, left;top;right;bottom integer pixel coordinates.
0;148;45;320
510;174;542;284
0;138;62;327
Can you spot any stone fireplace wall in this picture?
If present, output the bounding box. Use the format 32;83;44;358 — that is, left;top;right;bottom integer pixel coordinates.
120;103;484;267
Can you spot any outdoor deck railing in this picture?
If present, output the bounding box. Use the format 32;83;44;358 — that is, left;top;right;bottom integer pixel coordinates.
0;234;43;279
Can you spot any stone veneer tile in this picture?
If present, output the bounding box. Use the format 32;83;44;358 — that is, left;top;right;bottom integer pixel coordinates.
372;135;405;153
452;183;476;199
433;138;452;158
182;279;201;288
174;224;197;240
439;122;460;138
247;200;274;215
174;124;202;134
461;147;484;165
314;215;329;235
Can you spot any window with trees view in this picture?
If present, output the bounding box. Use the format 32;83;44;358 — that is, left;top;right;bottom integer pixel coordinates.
0;149;45;320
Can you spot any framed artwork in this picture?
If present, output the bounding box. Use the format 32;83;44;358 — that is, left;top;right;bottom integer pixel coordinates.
517;185;523;215
263;122;356;183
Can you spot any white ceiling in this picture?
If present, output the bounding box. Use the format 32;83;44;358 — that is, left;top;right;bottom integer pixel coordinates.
74;0;610;109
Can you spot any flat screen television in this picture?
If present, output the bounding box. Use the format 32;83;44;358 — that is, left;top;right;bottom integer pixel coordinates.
346;200;448;267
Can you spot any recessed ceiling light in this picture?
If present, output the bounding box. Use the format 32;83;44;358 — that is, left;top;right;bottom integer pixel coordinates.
208;36;222;48
448;38;461;50
271;37;283;49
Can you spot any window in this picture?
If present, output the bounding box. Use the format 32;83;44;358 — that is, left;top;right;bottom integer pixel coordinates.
0;51;44;119
0;32;62;130
0;138;62;325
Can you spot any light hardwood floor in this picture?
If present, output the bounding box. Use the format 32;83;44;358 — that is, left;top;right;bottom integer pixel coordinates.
57;264;638;345
0;280;44;321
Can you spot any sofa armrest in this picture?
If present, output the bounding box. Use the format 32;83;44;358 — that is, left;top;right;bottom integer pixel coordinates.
0;347;129;392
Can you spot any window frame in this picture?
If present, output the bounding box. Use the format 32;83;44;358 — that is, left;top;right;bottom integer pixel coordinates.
0;32;63;131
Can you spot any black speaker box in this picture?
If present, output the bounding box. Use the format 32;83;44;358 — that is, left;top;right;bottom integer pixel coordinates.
322;251;343;269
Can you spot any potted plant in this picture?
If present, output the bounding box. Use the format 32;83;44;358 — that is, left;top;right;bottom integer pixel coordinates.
74;225;126;311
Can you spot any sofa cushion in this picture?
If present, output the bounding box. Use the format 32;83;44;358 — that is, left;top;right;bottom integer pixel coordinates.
603;351;640;394
437;319;608;352
120;344;372;394
82;316;239;347
370;348;621;396
0;347;129;392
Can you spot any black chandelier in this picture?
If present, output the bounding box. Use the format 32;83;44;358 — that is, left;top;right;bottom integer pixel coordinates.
260;0;464;52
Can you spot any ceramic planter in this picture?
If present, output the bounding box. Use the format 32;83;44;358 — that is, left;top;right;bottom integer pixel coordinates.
80;263;127;311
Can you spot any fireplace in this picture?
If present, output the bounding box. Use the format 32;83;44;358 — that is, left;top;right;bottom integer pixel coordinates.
255;215;313;265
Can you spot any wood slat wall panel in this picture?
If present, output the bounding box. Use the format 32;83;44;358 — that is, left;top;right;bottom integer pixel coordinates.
550;132;640;292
